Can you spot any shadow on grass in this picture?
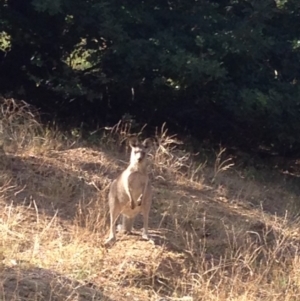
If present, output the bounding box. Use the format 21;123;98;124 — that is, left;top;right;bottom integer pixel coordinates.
0;266;114;301
0;151;108;220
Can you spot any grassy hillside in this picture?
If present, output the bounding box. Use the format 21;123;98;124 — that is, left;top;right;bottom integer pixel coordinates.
0;98;300;301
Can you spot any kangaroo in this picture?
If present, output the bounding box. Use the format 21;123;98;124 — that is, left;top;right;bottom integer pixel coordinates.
104;137;153;245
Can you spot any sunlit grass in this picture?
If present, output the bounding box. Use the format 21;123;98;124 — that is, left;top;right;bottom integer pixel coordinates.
0;98;299;300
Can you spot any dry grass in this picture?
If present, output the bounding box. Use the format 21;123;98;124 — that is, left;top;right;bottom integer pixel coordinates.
0;98;300;300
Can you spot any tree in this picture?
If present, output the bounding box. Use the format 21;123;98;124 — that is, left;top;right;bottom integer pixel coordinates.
0;0;300;154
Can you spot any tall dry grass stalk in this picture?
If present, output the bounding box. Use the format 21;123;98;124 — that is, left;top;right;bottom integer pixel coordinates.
213;146;235;182
0;98;69;154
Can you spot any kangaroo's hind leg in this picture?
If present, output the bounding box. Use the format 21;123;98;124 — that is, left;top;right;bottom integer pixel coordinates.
104;187;121;246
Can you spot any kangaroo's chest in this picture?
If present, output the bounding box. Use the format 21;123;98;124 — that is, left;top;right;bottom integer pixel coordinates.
128;171;147;184
119;169;147;198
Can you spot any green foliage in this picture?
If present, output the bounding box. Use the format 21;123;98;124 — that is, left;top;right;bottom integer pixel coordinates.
0;32;10;52
0;0;300;154
31;0;62;15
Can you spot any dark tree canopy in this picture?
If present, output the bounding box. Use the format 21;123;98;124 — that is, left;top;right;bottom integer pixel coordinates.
0;0;300;154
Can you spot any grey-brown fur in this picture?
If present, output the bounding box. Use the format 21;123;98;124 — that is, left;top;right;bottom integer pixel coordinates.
104;137;153;245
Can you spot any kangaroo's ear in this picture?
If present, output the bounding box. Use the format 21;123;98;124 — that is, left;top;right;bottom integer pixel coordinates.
142;138;152;149
128;136;139;148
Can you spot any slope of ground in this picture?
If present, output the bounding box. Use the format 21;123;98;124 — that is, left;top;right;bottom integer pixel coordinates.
0;99;300;300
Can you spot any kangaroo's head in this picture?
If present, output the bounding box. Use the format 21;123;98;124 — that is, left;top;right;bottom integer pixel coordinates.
129;137;152;166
